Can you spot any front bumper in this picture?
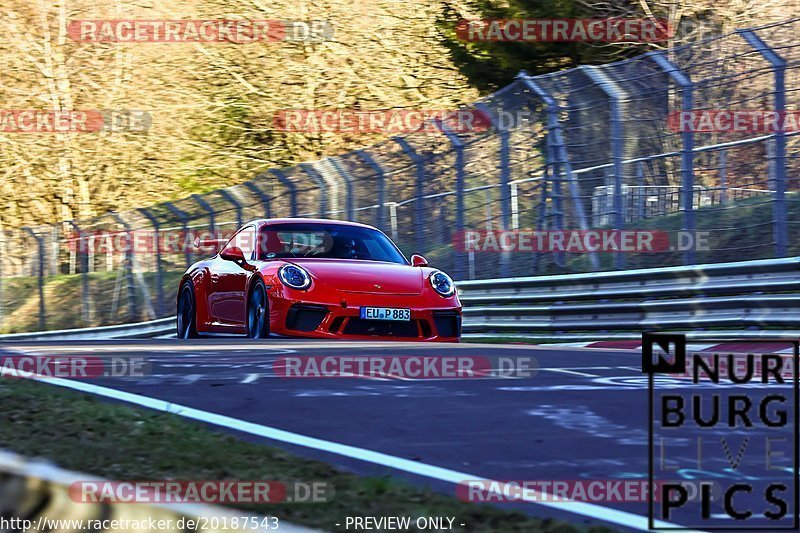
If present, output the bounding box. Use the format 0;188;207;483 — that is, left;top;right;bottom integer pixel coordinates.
267;288;461;342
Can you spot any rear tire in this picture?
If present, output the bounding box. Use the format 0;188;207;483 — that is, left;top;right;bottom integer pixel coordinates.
247;281;270;339
177;282;199;339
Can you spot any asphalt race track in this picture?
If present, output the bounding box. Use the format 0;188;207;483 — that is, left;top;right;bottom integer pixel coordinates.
1;339;796;532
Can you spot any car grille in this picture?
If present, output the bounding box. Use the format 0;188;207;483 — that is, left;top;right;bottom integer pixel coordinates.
342;318;421;338
432;311;461;338
285;304;329;332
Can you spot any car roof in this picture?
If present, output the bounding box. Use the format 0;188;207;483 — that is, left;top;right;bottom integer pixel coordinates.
254;218;379;231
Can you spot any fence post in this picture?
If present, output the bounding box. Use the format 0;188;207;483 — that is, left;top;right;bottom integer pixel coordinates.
738;29;788;258
218;189;243;227
646;52;696;265
328;158;355;220
355;150;385;229
165;202;192;268
0;229;4;330
67;221;90;324
22;227;46;330
533;180;549;274
299;163;328;217
270;169;298;217
474;102;511;229
719;150;728;204
109;212;138;321
474;101;511;277
510;182;519;229
636;162;646;221
137;208;165;316
580;66;628;269
520;72;599;270
243;179;272;218
388;202;399;241
191;194;216;238
434;118;466;280
392;137;426;253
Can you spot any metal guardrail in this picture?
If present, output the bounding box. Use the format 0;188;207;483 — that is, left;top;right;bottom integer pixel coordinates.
458;256;800;340
0;317;174;341
0;449;320;533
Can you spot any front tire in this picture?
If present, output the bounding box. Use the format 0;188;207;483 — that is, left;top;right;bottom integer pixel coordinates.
177;282;199;339
247;281;270;339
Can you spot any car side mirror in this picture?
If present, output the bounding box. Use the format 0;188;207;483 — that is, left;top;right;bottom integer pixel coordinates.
410;254;428;267
220;246;246;263
220;246;257;270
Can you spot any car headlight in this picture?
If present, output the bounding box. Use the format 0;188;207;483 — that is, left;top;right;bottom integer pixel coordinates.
429;271;456;297
279;264;311;290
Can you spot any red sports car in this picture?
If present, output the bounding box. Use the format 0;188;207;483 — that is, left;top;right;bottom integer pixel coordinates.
176;218;462;341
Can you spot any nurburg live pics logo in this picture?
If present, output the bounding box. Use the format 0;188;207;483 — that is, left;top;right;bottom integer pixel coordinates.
643;333;799;530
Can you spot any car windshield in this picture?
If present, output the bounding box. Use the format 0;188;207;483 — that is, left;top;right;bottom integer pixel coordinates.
258;223;407;264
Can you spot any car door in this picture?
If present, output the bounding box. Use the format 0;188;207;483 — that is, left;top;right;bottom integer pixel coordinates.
208;225;255;327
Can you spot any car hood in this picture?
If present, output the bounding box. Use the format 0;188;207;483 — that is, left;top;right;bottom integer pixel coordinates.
285;259;424;295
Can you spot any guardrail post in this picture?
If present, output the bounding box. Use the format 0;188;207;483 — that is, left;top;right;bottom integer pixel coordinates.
475;102;511;277
329;158;355;220
269;169;298;217
218;189;243;228
392;137;426;253
434;118;466;280
243;179;271;218
738;29;788;258
165;202;192;268
109;212;138;321
646;52;696;265
520;72;599;270
137;208;165;316
67;221;90;324
22;227;46;329
299;163;329;217
355;150;386;229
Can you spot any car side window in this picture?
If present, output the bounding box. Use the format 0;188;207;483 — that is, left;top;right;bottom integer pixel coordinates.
230;225;256;260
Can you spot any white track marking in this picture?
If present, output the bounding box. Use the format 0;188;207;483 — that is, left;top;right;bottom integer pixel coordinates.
3;367;698;532
540;368;602;377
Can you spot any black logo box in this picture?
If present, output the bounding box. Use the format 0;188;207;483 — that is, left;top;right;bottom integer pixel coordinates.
643;333;800;531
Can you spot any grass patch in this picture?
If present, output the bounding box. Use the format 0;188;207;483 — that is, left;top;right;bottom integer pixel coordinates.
0;378;613;532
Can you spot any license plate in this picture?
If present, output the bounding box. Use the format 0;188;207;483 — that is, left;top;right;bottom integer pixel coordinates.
360;307;411;321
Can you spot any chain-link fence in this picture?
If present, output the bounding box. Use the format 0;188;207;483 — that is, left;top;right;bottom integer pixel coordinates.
3;18;800;332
